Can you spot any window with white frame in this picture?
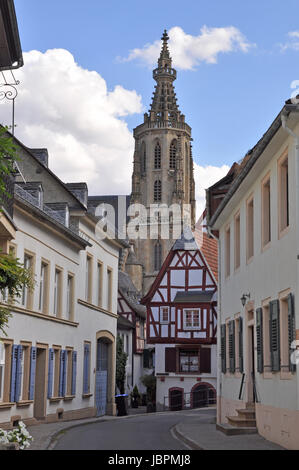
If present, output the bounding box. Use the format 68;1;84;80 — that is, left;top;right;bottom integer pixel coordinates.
179;350;199;372
67;274;74;321
97;262;103;307
278;153;289;234
39;261;49;313
21;253;34;308
54;268;62;317
85;255;93;303
160;306;170;323
183;309;200;329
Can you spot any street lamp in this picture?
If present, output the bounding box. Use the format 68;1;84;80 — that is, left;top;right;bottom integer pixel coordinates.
241;293;250;307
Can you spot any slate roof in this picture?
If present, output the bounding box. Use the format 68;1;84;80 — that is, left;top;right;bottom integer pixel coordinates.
172;226;198;251
173;291;215;303
117;314;134;330
118;270;146;319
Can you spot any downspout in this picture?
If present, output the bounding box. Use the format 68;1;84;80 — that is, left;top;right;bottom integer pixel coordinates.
207;224;222;424
281;112;299;412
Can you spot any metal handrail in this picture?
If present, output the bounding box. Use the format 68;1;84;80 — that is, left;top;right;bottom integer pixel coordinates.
238;373;245;400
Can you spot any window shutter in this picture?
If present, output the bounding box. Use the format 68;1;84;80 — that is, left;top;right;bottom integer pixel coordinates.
229;321;235;373
220;324;226;374
29;347;37;400
10;345;18;402
47;348;54;398
270;299;280;372
15;345;23;402
239;317;244;373
200;348;211;373
165;348;176;372
256;308;264;373
59;350;67;397
71;351;77;396
288;293;296;372
83;344;90;394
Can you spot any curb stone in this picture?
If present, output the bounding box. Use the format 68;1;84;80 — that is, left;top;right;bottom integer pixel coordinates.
172;424;203;451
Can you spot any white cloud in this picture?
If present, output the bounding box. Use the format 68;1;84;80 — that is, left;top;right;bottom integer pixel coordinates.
0;48;142;195
0;48;230;217
121;26;253;70
194;163;230;217
280;31;299;52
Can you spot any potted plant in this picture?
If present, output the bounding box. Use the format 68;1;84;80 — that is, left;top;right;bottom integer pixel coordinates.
130;385;140;408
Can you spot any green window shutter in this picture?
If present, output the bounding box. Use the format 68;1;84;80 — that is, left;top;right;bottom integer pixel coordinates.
239;317;244;373
229;321;235;373
220;324;226;374
256;308;264;373
270;299;280;372
288;293;296;373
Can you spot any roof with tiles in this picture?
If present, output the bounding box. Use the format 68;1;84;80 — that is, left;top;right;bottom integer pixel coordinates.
194;214;218;282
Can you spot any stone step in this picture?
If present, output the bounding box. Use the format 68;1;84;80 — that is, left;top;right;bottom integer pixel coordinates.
236;408;256;420
227;415;257;428
216;423;258;436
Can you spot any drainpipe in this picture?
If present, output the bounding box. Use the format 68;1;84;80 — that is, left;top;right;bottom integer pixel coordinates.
281;112;299;412
207;225;222;424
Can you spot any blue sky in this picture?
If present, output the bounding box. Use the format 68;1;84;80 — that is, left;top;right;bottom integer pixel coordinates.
9;0;299;212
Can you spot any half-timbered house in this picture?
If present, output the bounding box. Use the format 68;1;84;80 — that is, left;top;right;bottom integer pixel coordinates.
141;226;218;411
117;271;154;396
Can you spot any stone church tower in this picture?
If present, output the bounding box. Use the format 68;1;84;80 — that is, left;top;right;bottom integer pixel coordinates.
129;30;196;294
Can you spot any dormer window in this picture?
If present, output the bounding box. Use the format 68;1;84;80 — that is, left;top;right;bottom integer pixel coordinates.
37;186;43;208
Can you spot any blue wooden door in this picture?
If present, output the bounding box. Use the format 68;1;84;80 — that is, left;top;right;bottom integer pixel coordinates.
95;370;107;416
95;340;108;416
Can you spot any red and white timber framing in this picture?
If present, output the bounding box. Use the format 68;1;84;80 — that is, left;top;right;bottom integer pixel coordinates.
142;248;217;345
117;290;145;354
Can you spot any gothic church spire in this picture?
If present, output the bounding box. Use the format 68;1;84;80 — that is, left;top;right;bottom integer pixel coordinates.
149;30;182;124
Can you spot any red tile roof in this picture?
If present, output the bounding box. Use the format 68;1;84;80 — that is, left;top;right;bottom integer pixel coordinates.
194;219;218;282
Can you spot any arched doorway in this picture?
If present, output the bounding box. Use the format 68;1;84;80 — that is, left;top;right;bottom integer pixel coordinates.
191;383;216;409
95;331;116;416
169;388;183;411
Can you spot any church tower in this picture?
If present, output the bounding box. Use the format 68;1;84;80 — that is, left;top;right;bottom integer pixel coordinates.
129;30;196;294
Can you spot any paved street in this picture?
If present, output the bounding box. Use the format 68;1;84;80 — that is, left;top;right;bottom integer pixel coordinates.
49;408;283;451
53;409;214;450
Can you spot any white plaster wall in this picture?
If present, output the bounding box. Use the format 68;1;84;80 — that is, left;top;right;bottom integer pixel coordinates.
218;126;298;411
0;207;119;424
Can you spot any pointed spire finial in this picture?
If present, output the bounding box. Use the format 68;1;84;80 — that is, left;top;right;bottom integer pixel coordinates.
161;29;169;43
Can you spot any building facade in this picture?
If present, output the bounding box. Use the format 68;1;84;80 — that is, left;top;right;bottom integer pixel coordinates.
117;270;153;396
141;226;217;412
0;135;122;428
207;101;299;449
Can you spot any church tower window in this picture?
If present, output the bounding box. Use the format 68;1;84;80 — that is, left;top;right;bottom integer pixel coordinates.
141;142;146;174
154;180;162;202
170;140;177;169
154;142;161;169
